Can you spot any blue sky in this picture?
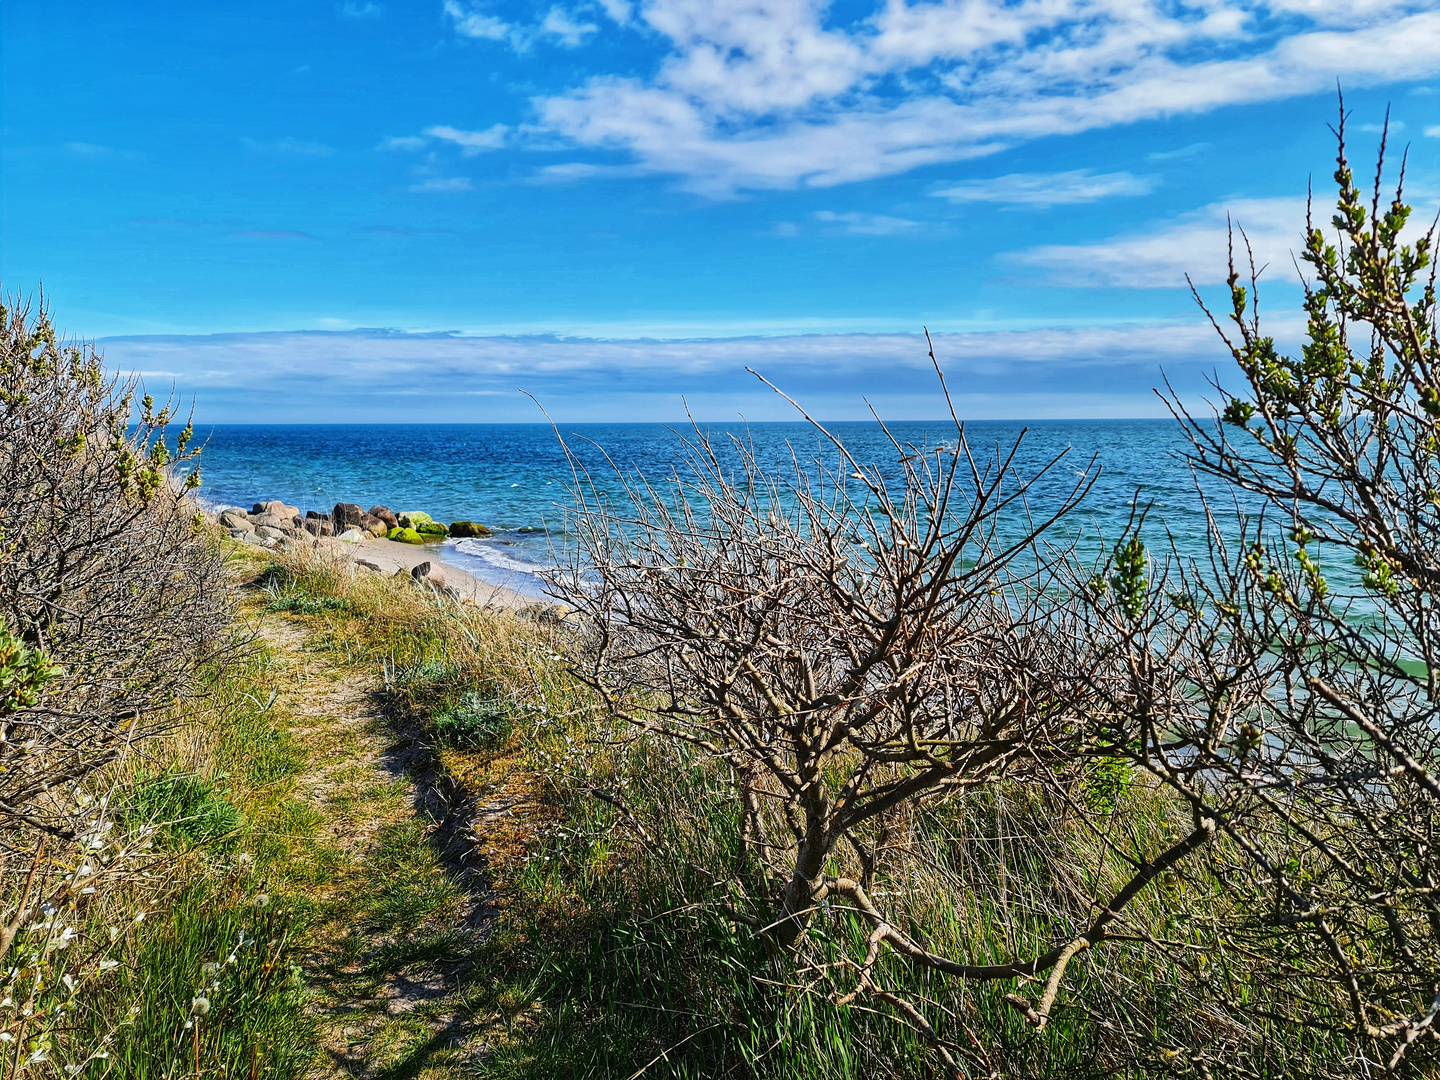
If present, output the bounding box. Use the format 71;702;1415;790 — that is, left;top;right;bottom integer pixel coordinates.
3;0;1438;420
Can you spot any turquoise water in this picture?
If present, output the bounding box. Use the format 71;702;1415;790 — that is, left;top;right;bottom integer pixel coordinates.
194;420;1212;596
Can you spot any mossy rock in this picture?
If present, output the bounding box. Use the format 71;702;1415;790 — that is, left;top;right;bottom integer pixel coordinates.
397;511;433;528
449;520;492;538
416;522;448;538
387;527;426;545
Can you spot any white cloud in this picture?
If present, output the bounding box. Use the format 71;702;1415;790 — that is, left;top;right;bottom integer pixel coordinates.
538;6;598;46
444;0;597;50
1013;181;1440;288
1009;197;1306;288
597;0;632;25
379;135;427;151
933;169;1155;208
1426;125;1440;137
531;161;647;183
814;209;922;235
515;1;1440;195
1148;143;1211;162
424;123;509;154
444;0;509;39
341;1;382;17
409;176;473;192
241;136;334;156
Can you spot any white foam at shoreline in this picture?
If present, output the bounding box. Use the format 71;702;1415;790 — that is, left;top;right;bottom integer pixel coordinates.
443;538;550;598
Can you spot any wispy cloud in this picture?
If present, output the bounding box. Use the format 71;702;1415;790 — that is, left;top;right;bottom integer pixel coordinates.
443;0;597;51
241;136;334;156
230;229;316;241
378;135;427;151
814;210;922;236
508;2;1440;195
408;176;473;193
1008;198;1304;289
933;170;1155;208
1427;125;1440;137
340;1;382;17
1147;143;1211;162
424;123;509;154
62;141;142;161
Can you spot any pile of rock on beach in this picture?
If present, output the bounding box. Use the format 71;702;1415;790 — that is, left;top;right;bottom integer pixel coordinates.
219;500;492;548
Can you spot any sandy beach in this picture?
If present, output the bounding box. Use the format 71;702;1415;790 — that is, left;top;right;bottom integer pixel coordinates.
324;536;545;611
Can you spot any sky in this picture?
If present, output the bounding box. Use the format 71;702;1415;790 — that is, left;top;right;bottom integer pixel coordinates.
3;0;1439;421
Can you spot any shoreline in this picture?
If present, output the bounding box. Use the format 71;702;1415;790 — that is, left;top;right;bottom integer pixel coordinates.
329;534;544;611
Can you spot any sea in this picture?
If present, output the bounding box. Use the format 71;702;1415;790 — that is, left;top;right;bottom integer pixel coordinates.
194;420;1228;599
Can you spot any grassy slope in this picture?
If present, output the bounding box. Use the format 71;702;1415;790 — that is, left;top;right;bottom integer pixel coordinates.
73;538;1350;1079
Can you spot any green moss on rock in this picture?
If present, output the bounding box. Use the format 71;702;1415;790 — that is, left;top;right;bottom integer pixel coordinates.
416;522;448;538
387;527;426;545
448;520;492;538
397;511;433;528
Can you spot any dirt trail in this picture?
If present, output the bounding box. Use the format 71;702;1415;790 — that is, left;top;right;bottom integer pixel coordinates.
253;616;500;1077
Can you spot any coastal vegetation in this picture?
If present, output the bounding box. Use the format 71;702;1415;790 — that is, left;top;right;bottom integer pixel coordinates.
2;110;1438;1078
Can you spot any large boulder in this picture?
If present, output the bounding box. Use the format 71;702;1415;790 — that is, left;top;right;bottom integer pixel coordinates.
255;525;290;542
253;500;299;519
336;527;365;544
306;510;332;522
368;506;399;530
333;502;367;528
411;560;446;587
416;522;448;539
219;509;251;531
397;511;432;529
251;513;290;530
360;514;389;538
387;527;426;545
229;528;264;546
448;520;491;538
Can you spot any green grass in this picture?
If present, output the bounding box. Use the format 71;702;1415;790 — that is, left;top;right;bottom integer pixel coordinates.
123;771;243;849
133;543;1360;1079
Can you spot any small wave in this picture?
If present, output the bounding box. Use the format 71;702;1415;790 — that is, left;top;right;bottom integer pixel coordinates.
452;537;549;575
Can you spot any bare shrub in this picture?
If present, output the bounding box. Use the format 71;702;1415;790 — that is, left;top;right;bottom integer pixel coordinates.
551;370;1218;1072
0;293;232;856
1078;105;1440;1075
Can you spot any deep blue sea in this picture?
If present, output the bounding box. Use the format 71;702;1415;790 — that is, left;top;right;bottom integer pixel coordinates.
194;421;1214;597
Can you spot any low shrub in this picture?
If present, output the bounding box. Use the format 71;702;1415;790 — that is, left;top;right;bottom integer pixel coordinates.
432;691;515;749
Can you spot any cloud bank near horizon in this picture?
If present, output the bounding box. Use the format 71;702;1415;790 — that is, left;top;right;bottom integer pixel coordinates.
99;321;1264;423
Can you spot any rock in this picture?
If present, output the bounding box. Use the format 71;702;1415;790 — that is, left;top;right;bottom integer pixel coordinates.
256;525;290;541
252;500;299;519
360;514;389;538
336;527;365;543
355;559;384;573
251;513;289;530
302;519;335;538
306;510;331;521
387;527;426;545
416;522;448;539
369;506;399;530
448;520;491;538
411;561;446;587
229;528;264;546
333;502;367;527
397;511;433;528
219;509;251;530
